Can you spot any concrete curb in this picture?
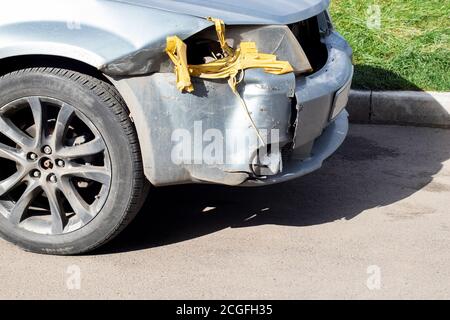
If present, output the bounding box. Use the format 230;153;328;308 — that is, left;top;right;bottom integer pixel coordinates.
347;90;450;128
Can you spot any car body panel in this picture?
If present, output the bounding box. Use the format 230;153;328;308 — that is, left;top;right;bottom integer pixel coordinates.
110;69;297;186
0;0;211;71
0;0;330;76
111;0;331;25
0;0;353;187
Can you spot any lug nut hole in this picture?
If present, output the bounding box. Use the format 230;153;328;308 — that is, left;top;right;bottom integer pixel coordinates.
42;146;52;155
30;170;41;178
39;157;54;170
56;159;65;167
27;152;38;161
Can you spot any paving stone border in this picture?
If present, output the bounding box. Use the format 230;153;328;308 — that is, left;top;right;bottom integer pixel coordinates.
347;90;450;128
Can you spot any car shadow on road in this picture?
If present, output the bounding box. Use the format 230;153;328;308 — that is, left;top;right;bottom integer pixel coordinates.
96;66;450;255
97;122;450;255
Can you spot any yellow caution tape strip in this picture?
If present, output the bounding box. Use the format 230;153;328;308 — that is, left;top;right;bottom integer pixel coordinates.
165;17;295;145
165;36;194;92
166;17;294;93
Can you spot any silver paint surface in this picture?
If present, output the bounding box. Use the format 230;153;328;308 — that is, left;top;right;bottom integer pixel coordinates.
0;0;353;186
111;0;330;24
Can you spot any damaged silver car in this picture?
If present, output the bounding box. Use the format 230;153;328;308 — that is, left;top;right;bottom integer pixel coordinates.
0;0;353;254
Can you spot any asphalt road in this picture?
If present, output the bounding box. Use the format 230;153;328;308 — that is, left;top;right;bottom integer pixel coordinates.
1;124;449;299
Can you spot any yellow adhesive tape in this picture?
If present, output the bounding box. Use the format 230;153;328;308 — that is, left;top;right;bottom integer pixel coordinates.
165;17;296;145
165;17;294;93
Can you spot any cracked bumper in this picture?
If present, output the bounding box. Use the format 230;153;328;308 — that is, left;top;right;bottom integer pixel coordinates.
244;110;349;186
111;31;353;187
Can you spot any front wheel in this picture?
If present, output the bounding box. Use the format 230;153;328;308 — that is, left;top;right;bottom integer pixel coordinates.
0;68;147;255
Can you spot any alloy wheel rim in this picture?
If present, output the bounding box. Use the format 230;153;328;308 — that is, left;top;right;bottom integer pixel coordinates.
0;96;111;235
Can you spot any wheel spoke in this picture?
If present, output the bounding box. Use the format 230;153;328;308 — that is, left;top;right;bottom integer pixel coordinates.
27;97;46;148
43;185;68;234
0;170;26;197
62;164;110;185
58;137;105;159
52;103;75;151
60;179;94;224
9;182;41;225
0;142;22;162
0;115;33;149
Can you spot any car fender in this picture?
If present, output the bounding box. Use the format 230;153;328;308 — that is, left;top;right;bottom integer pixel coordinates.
0;0;211;74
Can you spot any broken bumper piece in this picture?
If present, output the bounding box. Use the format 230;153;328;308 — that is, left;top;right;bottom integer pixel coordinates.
244;110;349;186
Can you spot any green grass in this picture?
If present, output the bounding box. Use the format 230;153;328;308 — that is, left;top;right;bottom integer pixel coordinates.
330;0;450;91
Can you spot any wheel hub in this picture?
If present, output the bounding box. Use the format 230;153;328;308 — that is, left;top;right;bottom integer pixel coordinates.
39;157;54;170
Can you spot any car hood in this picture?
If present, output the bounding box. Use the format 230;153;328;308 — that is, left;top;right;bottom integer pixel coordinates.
111;0;330;24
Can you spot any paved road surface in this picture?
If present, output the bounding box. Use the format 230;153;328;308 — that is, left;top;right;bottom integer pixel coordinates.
1;124;449;299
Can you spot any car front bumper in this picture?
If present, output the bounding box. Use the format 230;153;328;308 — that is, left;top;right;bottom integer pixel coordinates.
111;30;353;187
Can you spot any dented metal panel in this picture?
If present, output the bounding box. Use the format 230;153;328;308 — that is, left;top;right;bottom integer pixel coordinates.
111;68;296;186
109;30;353;186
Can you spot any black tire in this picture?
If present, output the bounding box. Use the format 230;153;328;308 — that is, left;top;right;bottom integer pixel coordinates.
0;67;147;255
